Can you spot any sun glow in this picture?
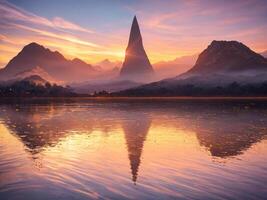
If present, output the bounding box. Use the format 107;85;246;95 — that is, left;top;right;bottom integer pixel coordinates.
1;1;266;68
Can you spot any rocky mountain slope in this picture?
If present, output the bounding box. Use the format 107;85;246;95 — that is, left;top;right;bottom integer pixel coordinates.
186;40;267;74
0;42;98;83
114;41;267;96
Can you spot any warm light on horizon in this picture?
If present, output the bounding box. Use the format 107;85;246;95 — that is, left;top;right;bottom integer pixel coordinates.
1;0;267;68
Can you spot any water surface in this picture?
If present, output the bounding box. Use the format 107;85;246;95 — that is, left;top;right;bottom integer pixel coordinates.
0;99;267;199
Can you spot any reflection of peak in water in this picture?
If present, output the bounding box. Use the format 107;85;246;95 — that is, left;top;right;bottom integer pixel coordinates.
1;100;267;162
0;103;153;184
123;100;267;159
122;116;151;183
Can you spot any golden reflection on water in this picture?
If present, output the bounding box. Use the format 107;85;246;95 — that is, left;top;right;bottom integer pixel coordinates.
0;101;267;199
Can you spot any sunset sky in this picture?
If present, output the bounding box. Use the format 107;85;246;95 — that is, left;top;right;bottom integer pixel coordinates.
0;0;267;68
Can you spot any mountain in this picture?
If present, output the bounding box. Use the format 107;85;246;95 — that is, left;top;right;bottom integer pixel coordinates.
0;75;77;97
93;59;121;79
114;40;267;96
261;50;267;58
22;75;49;85
153;54;198;79
14;66;57;83
0;42;98;83
187;40;267;74
96;59;122;71
120;16;154;81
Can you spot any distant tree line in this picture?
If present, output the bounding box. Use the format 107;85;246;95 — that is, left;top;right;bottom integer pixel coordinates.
1;80;267;97
113;82;267;97
0;80;79;97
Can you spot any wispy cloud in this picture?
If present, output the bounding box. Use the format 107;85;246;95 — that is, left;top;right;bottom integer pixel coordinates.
51;17;94;33
11;23;100;48
0;1;94;33
0;0;113;66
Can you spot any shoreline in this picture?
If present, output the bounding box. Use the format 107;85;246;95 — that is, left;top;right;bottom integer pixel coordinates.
1;96;267;101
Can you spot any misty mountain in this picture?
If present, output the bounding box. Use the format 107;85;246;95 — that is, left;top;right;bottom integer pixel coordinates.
22;75;49;86
14;66;57;83
0;75;77;97
153;54;198;79
114;40;267;96
96;59;122;71
0;42;98;83
261;50;267;58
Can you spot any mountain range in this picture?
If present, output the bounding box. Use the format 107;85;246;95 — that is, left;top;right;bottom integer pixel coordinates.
96;59;122;71
115;40;267;96
0;42;98;83
1;39;267;96
153;54;197;79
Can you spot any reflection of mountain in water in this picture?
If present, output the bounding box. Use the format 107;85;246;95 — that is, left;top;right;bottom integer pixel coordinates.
122;115;151;183
0;103;152;183
0;104;96;154
0;100;267;180
149;101;267;158
190;104;267;158
197;130;266;158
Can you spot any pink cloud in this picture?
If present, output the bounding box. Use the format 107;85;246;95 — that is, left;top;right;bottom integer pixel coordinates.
52;17;94;33
0;1;94;34
10;23;101;48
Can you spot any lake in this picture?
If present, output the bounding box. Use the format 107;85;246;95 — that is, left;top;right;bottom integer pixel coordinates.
0;99;267;199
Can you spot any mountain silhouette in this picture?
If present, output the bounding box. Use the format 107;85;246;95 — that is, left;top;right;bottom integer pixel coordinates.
187;40;267;74
114;40;267;96
0;42;97;83
120;16;154;81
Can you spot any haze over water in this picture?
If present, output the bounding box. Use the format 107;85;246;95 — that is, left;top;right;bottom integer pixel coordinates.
0;99;267;199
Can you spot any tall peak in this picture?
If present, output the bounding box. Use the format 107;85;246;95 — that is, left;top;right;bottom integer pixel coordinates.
132;15;138;25
120;16;154;81
127;16;142;48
